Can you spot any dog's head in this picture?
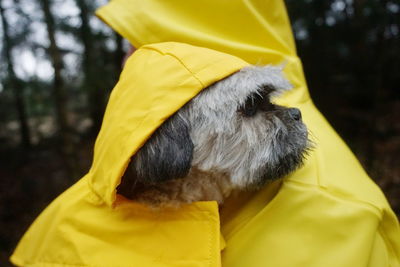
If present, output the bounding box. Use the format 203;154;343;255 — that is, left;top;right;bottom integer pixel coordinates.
120;66;310;199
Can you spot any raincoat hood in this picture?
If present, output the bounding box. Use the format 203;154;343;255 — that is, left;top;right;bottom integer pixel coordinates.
88;42;248;207
11;0;400;267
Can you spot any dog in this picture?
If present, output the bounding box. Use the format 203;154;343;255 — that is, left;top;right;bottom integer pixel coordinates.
117;65;311;206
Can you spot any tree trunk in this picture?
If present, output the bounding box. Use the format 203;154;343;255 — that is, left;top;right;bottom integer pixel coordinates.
39;0;79;179
0;0;31;149
75;0;105;135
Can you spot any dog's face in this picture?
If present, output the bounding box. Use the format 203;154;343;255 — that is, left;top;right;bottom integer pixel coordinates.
120;66;310;201
187;66;309;188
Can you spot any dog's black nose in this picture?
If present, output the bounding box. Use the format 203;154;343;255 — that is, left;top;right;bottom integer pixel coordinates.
288;108;302;121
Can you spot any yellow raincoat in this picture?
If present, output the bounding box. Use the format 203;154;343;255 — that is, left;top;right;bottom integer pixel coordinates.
11;0;400;267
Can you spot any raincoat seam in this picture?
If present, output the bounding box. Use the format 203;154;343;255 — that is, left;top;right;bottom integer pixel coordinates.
85;171;105;205
141;46;205;87
13;256;181;267
107;111;152;205
379;225;400;264
207;213;213;267
11;256;89;267
284;180;384;217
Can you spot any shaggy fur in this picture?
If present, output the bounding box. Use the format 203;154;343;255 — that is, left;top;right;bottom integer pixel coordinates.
118;168;232;206
118;65;311;206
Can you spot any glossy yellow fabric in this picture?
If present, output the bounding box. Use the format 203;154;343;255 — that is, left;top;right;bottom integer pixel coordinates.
10;42;248;267
96;0;400;266
11;0;400;266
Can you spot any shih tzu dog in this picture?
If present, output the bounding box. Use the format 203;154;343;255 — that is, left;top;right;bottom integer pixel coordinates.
118;65;311;206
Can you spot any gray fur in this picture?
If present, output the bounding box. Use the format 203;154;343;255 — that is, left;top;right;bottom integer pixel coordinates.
129;113;193;183
186;65;308;188
119;65;311;204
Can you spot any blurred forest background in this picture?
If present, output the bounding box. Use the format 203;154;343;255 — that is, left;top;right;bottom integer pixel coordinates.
0;0;399;265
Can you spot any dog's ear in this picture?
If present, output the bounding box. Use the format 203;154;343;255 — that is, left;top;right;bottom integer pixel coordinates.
125;112;194;186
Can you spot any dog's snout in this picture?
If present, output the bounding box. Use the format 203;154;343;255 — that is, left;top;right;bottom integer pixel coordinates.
288;108;302;121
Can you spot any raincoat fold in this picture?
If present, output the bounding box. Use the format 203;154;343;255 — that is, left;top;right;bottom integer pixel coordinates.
11;0;400;266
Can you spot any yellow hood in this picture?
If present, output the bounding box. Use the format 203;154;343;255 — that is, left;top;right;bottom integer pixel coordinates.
11;0;400;266
10;42;248;267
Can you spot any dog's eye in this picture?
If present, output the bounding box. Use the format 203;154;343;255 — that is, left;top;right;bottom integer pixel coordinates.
240;93;263;117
